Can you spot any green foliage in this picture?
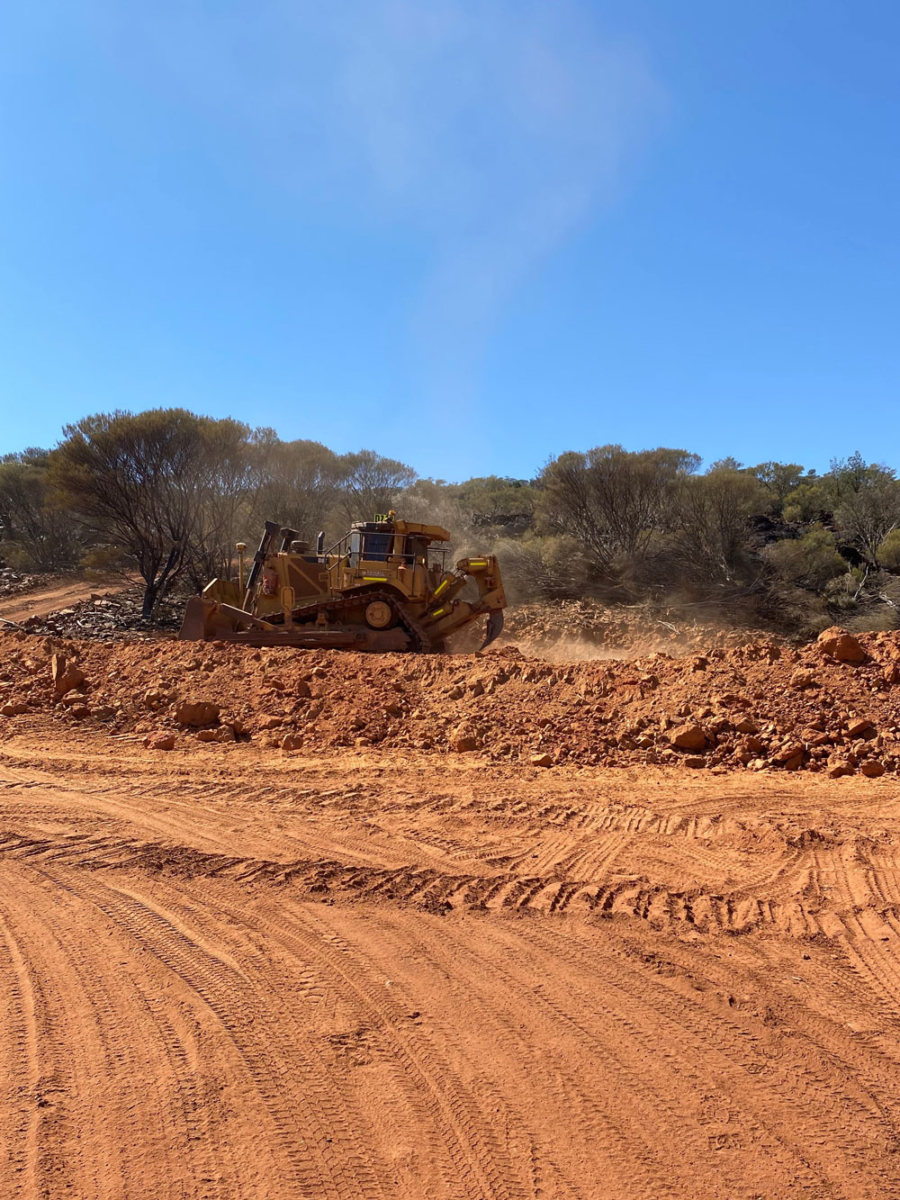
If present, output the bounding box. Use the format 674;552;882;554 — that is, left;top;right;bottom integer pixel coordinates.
877;529;900;571
335;449;417;526
765;526;846;591
539;445;700;579
0;452;85;570
751;461;807;516
50;409;247;616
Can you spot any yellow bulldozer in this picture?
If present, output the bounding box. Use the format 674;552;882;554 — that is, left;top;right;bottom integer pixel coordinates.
179;513;506;652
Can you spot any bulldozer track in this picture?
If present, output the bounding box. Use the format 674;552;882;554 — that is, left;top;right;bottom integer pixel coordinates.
284;589;434;653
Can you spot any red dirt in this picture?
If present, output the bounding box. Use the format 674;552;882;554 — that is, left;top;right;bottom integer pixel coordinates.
3;625;900;1197
3;624;899;777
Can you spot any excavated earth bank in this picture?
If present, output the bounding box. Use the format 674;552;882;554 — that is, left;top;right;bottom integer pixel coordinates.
2;621;900;1197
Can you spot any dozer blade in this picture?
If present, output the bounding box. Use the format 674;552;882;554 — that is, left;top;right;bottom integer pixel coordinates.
179;596;210;641
480;609;504;650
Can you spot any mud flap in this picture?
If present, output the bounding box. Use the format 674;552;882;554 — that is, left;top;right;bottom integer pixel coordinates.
481;609;504;650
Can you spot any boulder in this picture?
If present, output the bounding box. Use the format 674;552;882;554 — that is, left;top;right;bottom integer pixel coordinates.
258;715;284;730
847;717;876;740
669;724;710;752
0;701;28;717
789;669;816;690
53;663;86;697
281;733;304;751
827;758;855;778
173;699;221;727
772;742;806;769
451;731;479;753
145;732;175;751
861;760;886;778
530;753;553;768
682;756;706;769
817;628;865;664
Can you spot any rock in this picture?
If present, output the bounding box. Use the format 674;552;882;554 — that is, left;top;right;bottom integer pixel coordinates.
93;705;115;721
669;724;709;752
847;717;876;740
258;715;284;730
69;705;91;720
530;753;553;768
0;702;28;717
295;679;311;698
281;733;304;751
196;729;219;742
817;628;866;664
733;717;759;735
772;743;806;769
173;699;221;727
690;657;709;672
801;729;831;747
827;758;855;778
861;759;886;778
682;756;706;769
790;669;816;690
452;733;479;753
54;663;85;697
885;664;900;685
145;732;175;751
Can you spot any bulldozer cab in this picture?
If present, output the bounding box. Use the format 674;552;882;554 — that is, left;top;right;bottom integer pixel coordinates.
334;517;451;582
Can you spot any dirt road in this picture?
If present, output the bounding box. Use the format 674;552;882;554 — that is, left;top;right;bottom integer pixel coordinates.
2;720;900;1198
0;576;131;625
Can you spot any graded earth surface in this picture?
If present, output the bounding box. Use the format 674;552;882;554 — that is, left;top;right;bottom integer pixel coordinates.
2;610;900;1198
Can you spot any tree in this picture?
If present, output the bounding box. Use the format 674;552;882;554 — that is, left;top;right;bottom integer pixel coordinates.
183;417;260;587
251;434;343;545
336;450;417;525
0;450;85;571
671;467;765;585
766;526;847;591
539;445;699;579
50;409;249;618
751;462;806;516
825;454;900;566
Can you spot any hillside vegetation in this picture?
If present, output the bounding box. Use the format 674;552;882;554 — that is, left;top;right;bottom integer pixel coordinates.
2;408;899;633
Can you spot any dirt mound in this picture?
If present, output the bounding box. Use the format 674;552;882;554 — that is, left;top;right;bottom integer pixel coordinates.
2;623;899;777
499;598;776;661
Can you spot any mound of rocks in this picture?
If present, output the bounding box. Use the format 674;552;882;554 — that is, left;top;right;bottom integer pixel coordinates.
1;624;899;777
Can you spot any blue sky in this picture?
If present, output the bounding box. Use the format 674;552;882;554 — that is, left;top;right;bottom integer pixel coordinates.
1;1;898;480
